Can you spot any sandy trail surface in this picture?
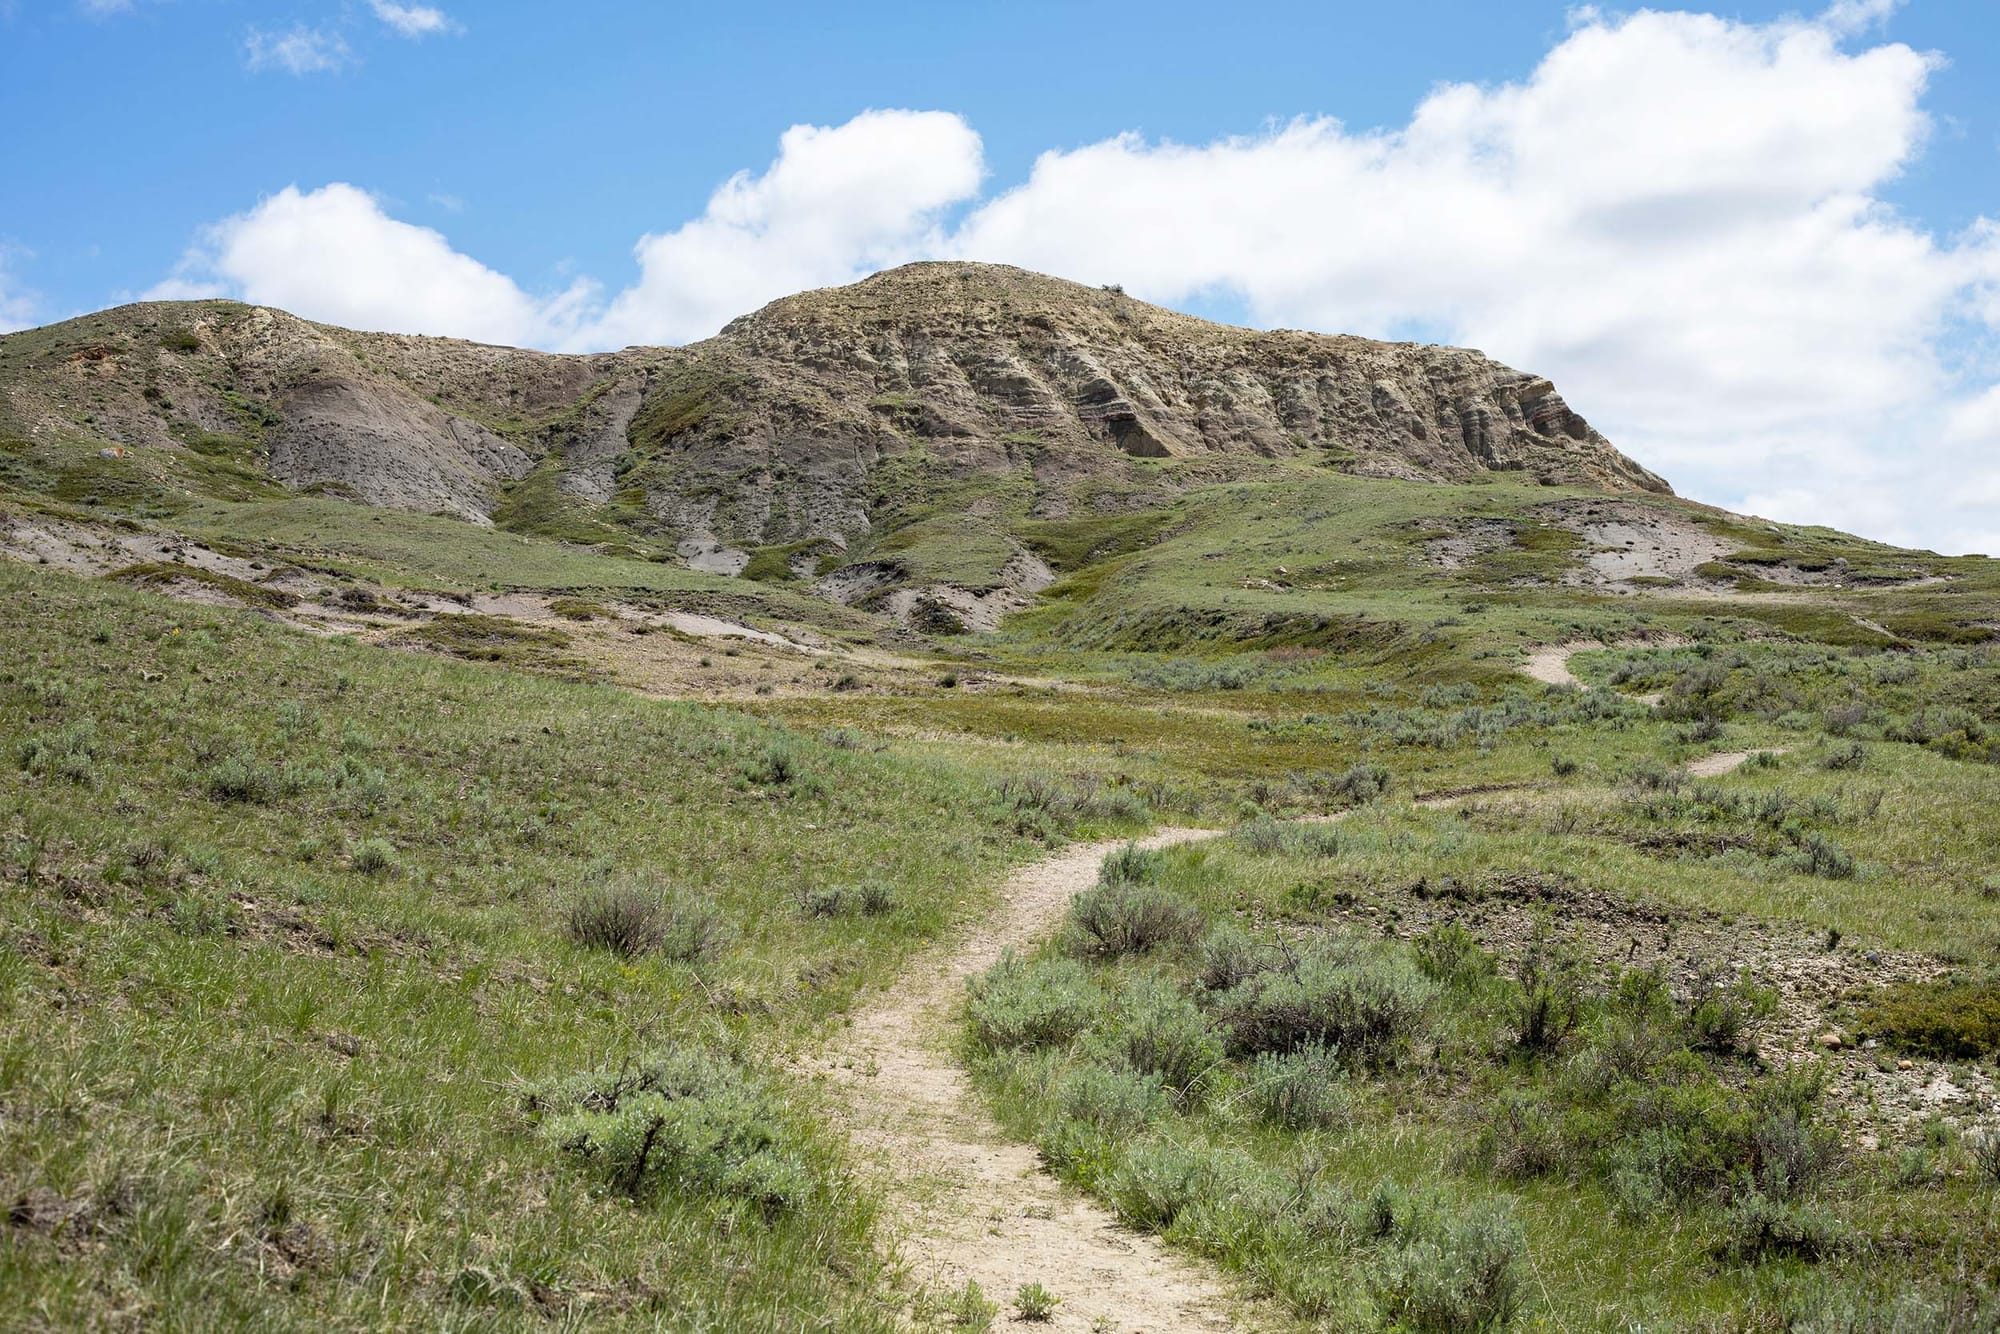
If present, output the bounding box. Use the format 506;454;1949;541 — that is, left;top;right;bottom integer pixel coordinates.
1684;748;1791;777
815;827;1276;1333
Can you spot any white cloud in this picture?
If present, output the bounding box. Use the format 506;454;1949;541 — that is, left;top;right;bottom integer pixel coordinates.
369;2;457;39
244;26;351;76
1818;0;1903;37
148;7;2000;553
147;184;591;347
947;7;2000;554
78;0;133;16
0;246;38;333
582;109;983;348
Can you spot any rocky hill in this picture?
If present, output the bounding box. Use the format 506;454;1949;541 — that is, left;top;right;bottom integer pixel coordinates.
0;264;1664;547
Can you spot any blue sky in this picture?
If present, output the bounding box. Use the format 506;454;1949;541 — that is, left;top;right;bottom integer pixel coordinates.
2;0;1998;552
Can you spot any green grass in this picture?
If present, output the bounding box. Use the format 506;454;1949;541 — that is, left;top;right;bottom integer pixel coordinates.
964;829;2000;1329
0;562;1123;1330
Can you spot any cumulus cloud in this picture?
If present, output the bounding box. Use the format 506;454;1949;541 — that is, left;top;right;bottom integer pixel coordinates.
948;6;1999;554
244;26;351;76
582;109;983;348
149;7;2000;552
147;184;592;346
369;2;457;39
0;246;39;334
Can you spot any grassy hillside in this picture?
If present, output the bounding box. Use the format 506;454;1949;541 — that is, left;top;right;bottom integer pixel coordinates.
0;563;1159;1330
3;389;1999;1329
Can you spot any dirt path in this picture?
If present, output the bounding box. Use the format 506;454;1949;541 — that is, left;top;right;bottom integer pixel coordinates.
816;828;1273;1333
1684;747;1790;777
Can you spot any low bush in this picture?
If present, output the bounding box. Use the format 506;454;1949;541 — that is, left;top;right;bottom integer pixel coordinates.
349;836;396;875
1245;1039;1347;1130
1720;1193;1848;1263
1115;980;1225;1103
531;1047;821;1221
567;881;667;957
967;954;1103;1051
1374;1202;1525;1334
1332;762;1392;805
1234;816;1344;857
1854;976;2000;1059
1212;940;1433;1066
1196;925;1279;992
1068;879;1203;959
18;720;99;785
1049;1061;1169;1134
1105;1138;1228;1230
1413;922;1493;990
1794;832;1856;879
200;751;284;804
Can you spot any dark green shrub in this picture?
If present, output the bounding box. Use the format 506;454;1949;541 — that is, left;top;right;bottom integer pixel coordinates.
1067;880;1203;958
1513;935;1584;1054
1854;977;2000;1059
1413;922;1492;989
1213;941;1433;1066
968;954;1102;1051
1685;973;1777;1054
567;882;666;957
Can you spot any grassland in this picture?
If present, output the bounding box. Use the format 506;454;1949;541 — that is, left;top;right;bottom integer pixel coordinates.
2;428;1998;1330
0;562;1164;1330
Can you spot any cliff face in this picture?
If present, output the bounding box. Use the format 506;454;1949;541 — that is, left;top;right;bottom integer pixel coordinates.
0;262;1666;549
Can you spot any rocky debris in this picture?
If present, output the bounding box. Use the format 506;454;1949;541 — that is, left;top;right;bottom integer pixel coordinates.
1285;836;1995;1150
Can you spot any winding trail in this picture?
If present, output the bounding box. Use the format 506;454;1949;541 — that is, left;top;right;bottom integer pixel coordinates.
816;828;1273;1333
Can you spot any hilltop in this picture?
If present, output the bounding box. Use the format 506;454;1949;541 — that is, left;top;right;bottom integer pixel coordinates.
0;261;1660;540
